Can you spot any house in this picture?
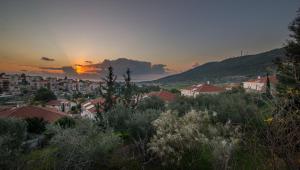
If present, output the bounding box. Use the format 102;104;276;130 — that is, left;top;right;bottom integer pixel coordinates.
243;75;277;93
181;83;225;97
81;98;104;119
0;106;67;123
145;91;177;102
222;83;241;91
46;99;76;113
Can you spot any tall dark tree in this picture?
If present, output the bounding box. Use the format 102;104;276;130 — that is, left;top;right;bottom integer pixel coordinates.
99;66;117;112
123;68;133;108
275;10;300;100
268;9;300;169
265;73;272;98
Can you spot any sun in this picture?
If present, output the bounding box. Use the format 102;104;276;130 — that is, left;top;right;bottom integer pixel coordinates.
75;65;86;74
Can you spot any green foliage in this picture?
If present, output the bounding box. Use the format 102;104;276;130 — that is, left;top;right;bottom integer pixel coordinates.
148;110;240;169
0;118;27;169
34;87;57;103
105;103;133;132
275;10;300;98
25;117;47;134
54;116;76;129
126;109;160;140
168;96;193;116
21;146;58;170
137;96;165;111
25;119;121;170
194;92;261;124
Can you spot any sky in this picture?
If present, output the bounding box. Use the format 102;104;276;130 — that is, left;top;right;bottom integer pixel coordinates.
0;0;299;80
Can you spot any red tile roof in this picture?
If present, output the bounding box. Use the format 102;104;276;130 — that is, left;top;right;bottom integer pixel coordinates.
147;91;177;102
195;84;225;93
246;75;278;84
0;106;67;123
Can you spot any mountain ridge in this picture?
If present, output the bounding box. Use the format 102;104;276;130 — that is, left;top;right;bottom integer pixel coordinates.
152;48;285;84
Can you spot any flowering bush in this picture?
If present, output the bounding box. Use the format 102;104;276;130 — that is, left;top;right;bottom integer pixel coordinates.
148;110;240;168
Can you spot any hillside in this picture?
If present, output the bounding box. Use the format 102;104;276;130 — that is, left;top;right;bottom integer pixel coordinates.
154;48;284;84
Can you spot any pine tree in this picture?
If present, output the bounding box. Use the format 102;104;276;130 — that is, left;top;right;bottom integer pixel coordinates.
268;9;300;169
99;66;117;112
275;10;300;101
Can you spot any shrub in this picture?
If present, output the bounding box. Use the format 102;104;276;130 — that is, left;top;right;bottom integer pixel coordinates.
148;110;240;169
27;119;121;170
168;96;193;116
137;96;165;111
0;118;27;169
105;103;133;132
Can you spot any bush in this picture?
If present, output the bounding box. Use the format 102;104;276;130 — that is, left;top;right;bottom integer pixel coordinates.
168;96;193;116
25;119;121;170
137;96;165;111
191;92;261;124
0;118;27;169
148;110;240;169
105;103;133;132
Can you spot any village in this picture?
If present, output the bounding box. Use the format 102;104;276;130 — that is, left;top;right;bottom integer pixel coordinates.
0;72;277;122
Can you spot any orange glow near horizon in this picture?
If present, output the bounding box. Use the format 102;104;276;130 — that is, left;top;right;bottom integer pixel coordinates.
75;65;86;74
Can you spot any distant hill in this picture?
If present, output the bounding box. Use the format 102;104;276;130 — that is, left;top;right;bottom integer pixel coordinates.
153;48;285;84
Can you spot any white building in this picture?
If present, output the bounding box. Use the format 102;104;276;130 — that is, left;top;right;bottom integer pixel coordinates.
181;83;225;97
243;75;277;93
81;98;104;119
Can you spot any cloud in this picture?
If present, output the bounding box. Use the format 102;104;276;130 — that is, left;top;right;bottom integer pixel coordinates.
39;66;62;70
41;57;55;61
95;58;168;75
39;66;77;75
85;60;93;64
31;58;169;81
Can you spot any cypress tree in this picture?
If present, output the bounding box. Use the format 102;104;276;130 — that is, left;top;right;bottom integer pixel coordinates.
265;73;272;98
123;68;133;108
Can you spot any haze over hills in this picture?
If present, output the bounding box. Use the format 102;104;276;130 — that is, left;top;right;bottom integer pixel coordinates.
153;48;285;84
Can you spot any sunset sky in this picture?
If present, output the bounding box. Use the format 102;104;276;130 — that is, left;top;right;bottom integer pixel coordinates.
0;0;299;78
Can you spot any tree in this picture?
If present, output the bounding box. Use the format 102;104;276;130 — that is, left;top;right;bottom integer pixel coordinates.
268;9;300;169
275;10;300;101
34;88;57;103
123;68;135;108
98;66;117;116
265;73;272;98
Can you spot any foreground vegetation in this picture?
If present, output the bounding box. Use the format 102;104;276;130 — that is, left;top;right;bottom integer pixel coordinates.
1;7;300;170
